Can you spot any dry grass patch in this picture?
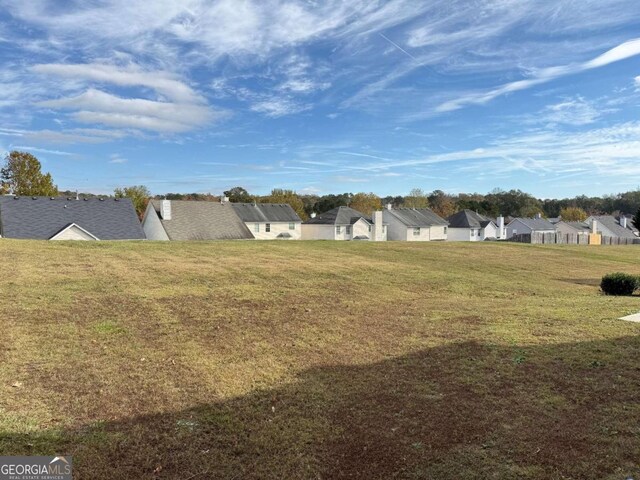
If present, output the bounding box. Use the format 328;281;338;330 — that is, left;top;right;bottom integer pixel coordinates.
1;240;639;479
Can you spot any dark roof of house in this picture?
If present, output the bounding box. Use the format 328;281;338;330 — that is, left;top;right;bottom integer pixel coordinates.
564;221;591;232
509;217;557;231
384;208;448;227
590;215;637;239
231;203;301;223
303;206;371;225
149;200;253;240
0;195;145;240
447;209;495;229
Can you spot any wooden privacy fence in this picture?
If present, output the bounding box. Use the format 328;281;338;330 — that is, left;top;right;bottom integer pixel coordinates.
509;233;640;245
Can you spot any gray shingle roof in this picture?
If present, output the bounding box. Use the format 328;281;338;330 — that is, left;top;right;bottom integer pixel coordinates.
447;209;494;228
0;196;145;240
564;221;591;232
385;208;448;227
304;206;370;225
510;217;557;231
590;215;637;239
231;203;301;222
149;200;253;240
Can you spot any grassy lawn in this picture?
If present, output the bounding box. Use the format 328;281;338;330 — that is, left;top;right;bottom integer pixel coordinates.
0;240;639;479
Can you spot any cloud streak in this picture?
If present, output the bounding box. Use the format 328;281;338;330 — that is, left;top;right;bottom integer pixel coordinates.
436;38;640;112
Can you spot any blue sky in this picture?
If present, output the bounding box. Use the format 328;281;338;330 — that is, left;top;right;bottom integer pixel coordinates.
1;1;640;198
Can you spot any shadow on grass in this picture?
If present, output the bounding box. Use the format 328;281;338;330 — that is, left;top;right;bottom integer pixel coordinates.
2;337;640;479
558;277;602;287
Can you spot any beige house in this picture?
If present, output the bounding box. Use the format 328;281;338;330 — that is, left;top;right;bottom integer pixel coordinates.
301;206;386;241
142;199;253;240
231;202;302;240
383;207;448;241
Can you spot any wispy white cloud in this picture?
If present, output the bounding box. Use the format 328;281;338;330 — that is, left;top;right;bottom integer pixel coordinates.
108;153;128;164
436;38;640;113
30;63;201;103
10;145;74;156
31;65;222;133
0;127;131;144
250;98;310;118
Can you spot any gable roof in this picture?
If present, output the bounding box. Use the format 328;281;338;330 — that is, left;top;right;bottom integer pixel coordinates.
50;223;101;240
588;215;637;239
0;196;145;240
509;217;556;231
304;206;370;225
447;209;495;229
148;200;253;240
384;208;448;227
231;203;301;223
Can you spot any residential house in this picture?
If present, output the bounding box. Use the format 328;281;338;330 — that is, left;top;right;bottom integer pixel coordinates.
446;209;500;241
231;202;302;239
383;207;448;241
505;216;556;239
584;215;638;239
552;220;590;237
0;195;145;240
142;199;253;240
301;206;386;241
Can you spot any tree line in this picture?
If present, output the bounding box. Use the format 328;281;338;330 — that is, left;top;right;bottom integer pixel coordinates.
2;150;639;223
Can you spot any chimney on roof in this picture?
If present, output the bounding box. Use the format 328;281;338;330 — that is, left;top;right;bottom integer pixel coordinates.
590;218;598;235
372;210;384;241
75;190;79;201
497;215;505;239
534;212;542;219
220;196;229;204
620;215;628;229
386;203;392;210
310;212;316;218
160;199;172;220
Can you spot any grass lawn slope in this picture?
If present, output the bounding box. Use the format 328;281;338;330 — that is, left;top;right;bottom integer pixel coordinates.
1;240;639;479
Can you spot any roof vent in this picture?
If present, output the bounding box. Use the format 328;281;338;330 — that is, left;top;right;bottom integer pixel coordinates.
67;197;73;201
114;198;120;201
83;198;89;201
50;197;55;200
32;196;37;200
99;198;104;201
13;196;19;200
310;212;317;218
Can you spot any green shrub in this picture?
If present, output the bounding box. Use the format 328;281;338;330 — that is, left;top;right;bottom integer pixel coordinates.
600;272;639;296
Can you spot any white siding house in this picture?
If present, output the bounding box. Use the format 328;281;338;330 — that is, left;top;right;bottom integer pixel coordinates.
505;217;556;239
383;207;448;241
301;206;387;241
446;210;500;241
232;203;302;240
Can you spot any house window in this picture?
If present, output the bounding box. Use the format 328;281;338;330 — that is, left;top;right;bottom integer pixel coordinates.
444;227;448;234
413;227;421;236
266;223;271;232
254;223;260;233
289;222;295;230
346;225;352;235
336;226;341;234
382;225;386;233
368;225;372;232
